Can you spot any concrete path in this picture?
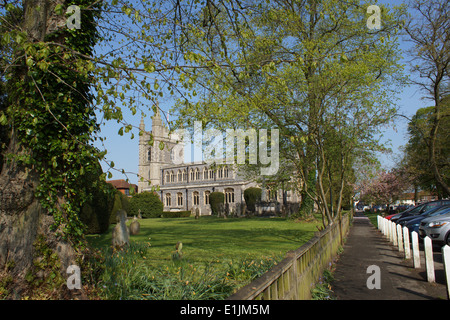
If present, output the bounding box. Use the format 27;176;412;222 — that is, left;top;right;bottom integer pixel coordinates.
331;212;448;300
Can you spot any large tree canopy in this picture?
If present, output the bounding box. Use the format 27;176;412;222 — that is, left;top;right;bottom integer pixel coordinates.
168;0;407;224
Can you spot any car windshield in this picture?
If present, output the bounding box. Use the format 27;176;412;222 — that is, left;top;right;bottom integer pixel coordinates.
408;204;426;215
420;205;448;216
428;206;450;217
419;203;443;214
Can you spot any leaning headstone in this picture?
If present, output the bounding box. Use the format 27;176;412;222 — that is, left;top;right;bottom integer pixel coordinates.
129;216;140;235
112;209;129;249
172;241;183;261
195;207;200;220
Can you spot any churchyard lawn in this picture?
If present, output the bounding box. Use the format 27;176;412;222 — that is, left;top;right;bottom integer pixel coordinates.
87;216;321;299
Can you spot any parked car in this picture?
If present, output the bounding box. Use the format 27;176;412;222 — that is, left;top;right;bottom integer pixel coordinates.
396;204;414;212
391;200;450;223
404;206;450;234
419;212;450;246
385;204;414;220
398;205;450;226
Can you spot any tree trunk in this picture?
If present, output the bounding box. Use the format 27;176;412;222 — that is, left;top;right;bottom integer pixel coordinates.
0;0;82;299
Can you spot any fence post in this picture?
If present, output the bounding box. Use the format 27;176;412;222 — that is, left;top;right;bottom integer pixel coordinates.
392;222;398;246
403;227;411;260
411;231;420;269
388;221;393;242
442;245;450;300
424;236;435;283
397;224;403;252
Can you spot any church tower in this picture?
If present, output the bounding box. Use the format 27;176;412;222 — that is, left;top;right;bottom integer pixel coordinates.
138;104;182;193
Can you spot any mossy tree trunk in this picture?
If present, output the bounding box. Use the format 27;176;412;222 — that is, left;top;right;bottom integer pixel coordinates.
0;0;81;299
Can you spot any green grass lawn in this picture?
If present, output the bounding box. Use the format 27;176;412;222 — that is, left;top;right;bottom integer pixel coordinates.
86;216;322;299
88;216;321;265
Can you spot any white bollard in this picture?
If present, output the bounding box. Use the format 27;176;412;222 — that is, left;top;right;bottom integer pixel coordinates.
403;227;411;259
397;224;403;252
442;245;450;300
411;231;420;268
389;221;393;242
392;222;398;246
424;236;435;283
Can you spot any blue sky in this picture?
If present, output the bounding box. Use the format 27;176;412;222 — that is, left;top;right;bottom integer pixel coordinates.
94;0;430;185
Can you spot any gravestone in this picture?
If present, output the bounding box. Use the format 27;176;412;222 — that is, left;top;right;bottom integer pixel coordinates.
129;216;140;235
195;207;200;220
112;209;129;249
172;241;183;261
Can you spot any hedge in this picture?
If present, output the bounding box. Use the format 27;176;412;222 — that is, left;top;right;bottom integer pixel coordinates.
129;191;164;218
162;211;191;218
80;181;116;234
209;192;224;215
244;187;262;212
109;191;130;224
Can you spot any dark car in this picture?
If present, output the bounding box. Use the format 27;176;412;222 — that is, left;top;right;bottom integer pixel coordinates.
391;200;450;223
404;206;450;234
398;204;450;226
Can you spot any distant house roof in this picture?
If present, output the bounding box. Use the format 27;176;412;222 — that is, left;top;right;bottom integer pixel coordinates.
398;191;437;201
107;179;138;193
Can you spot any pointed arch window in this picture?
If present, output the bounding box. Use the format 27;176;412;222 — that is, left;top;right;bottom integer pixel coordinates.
225;188;234;203
177;192;183;206
195;168;201;180
204;191;210;205
165;171;170;183
165;193;172;207
193;191;200;206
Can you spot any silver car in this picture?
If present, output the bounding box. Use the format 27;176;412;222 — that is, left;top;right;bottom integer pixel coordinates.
419;212;450;246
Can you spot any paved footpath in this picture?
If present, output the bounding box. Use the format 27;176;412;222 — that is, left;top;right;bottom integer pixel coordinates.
331;212;448;300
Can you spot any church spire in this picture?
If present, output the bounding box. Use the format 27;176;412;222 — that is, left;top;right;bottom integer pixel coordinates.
139;114;145;130
152;101;163;128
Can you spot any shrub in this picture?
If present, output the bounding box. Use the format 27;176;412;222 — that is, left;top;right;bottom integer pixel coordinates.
109;191;130;224
129;191;163;218
80;181;116;234
244;187;262;212
209;192;224;215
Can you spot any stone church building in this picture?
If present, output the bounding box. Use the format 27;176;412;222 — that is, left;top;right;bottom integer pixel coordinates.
138;108;300;215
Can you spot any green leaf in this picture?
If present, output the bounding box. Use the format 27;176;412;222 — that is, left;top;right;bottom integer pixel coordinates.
54;4;64;15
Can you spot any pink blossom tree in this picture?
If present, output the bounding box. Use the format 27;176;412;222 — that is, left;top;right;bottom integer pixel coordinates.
358;168;412;210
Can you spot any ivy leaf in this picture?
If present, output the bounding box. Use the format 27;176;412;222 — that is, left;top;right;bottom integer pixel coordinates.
54;4;64;15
